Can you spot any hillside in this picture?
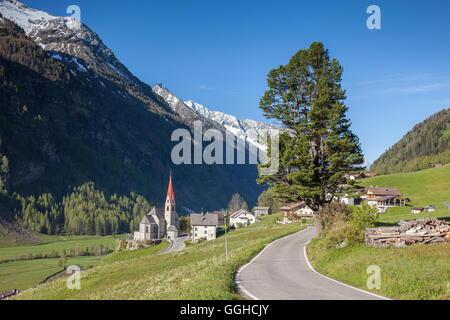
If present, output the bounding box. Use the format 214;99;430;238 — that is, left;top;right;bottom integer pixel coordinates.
360;164;450;224
370;108;450;174
0;2;264;227
13;215;302;300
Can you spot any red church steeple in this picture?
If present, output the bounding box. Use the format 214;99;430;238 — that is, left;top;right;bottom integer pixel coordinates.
166;172;174;203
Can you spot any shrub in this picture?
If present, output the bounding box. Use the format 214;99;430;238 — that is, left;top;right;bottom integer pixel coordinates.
316;203;353;237
351;202;378;230
184;240;192;247
144;240;153;246
196;237;207;244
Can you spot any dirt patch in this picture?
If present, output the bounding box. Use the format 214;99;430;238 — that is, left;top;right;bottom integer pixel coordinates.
0;215;40;246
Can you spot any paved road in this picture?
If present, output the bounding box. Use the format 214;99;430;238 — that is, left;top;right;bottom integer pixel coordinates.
236;227;386;300
163;234;188;254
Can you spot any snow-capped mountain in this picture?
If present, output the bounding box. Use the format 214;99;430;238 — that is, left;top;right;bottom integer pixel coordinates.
0;0;277;152
0;0;125;80
184;100;277;151
152;84;225;132
0;0;266;211
152;84;277;151
0;0;163;112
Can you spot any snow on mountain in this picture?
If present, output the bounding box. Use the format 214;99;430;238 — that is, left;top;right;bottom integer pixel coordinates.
183;101;277;152
0;0;277;152
0;0;144;92
152;84;276;151
152;84;225;132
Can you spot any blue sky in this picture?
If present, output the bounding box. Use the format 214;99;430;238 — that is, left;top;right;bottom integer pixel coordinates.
23;0;450;164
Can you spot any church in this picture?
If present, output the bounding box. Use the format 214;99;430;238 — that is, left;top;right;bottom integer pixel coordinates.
134;173;180;241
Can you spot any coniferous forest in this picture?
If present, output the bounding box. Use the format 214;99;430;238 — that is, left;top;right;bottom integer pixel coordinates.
371;108;450;174
0;17;262;237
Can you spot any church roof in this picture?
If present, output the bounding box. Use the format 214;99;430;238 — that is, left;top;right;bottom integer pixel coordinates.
140;214;156;225
148;207;165;220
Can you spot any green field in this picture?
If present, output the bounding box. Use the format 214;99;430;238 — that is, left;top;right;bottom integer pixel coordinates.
360;164;450;224
307;238;450;300
306;165;450;300
14;215;303;300
0;234;120;262
0;234;121;293
0;255;107;293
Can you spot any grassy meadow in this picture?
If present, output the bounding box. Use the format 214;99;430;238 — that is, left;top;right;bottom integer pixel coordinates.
307;238;450;300
0;255;106;293
0;234;121;293
306;165;450;300
14;214;304;300
360;164;450;224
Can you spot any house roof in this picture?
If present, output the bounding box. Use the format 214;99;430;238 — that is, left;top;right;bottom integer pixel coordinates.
368;196;396;201
280;202;305;211
366;187;402;197
230;209;251;219
190;212;223;226
253;207;270;210
167;225;178;232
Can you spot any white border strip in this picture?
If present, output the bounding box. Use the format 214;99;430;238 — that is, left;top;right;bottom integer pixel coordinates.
303;240;391;300
235;228;311;300
159;239;174;254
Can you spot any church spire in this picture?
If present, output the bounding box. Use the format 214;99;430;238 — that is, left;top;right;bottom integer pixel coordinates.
166;172;174;203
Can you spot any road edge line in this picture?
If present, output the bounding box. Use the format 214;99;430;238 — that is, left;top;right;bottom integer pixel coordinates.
303;240;391;300
235;227;312;300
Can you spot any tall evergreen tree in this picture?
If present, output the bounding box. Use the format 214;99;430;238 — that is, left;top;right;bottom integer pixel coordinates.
258;42;364;214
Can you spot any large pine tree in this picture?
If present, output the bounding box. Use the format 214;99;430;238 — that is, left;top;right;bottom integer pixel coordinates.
258;42;364;212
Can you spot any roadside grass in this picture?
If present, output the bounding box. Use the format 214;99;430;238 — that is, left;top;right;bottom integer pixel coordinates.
101;241;170;264
0;234;122;293
14;214;304;300
0;255;106;293
360;165;450;225
307;238;450;300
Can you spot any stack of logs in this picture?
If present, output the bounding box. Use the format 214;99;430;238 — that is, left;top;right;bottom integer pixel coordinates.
365;218;450;248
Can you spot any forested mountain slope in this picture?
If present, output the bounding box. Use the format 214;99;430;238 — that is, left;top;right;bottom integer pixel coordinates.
0;17;262;235
371;108;450;174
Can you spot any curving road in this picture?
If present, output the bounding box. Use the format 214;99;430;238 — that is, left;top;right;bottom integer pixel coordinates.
236;227;388;300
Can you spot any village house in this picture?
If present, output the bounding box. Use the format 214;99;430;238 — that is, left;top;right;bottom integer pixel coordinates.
190;211;225;243
332;194;356;205
230;209;256;228
411;207;425;214
349;172;377;180
411;206;435;214
280;202;315;218
134;173;180;242
253;206;270;217
365;187;406;208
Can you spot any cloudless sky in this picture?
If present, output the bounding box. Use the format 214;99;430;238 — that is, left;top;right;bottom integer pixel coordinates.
23;0;450;164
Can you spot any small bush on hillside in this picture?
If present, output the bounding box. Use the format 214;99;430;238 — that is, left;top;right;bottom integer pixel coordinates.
317;203;353;237
351;202;378;230
319;202;378;248
196;237;207;244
